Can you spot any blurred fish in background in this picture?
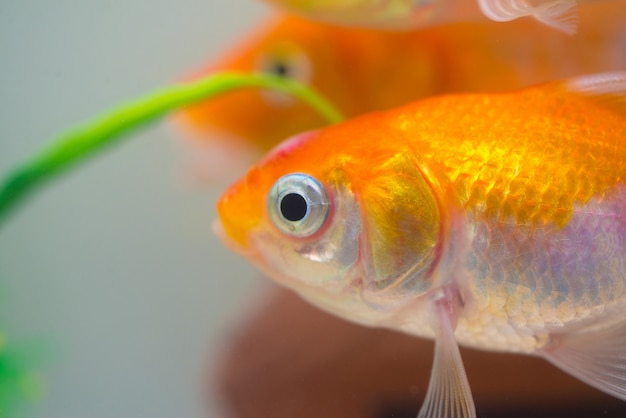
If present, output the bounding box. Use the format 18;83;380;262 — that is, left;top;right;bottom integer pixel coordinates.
263;0;586;33
175;0;626;182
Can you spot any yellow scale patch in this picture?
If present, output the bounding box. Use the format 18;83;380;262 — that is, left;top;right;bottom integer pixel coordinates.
393;87;626;228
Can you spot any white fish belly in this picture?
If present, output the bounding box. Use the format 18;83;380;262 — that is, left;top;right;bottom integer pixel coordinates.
455;184;626;353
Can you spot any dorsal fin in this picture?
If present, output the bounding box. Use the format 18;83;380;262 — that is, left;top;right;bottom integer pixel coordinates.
564;72;626;114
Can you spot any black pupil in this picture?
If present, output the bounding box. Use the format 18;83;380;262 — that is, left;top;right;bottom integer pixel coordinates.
280;193;308;222
271;61;290;78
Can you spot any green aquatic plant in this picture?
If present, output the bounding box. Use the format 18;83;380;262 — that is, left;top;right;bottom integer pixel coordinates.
0;336;46;417
0;71;344;226
0;71;344;415
0;286;47;416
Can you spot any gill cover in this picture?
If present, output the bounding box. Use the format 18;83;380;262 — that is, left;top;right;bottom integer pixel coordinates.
358;150;441;297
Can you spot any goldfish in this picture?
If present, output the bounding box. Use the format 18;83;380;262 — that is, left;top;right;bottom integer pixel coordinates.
264;0;584;33
176;2;626;179
215;72;626;417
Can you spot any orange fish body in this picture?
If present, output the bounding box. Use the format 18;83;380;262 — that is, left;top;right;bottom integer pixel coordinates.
216;73;626;417
176;1;626;178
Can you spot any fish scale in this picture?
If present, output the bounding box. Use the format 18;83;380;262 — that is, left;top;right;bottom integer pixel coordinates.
458;188;626;353
394;89;626;229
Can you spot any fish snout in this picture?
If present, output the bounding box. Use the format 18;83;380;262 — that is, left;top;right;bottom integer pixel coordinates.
215;177;264;250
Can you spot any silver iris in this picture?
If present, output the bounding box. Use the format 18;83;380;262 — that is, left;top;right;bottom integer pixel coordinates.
268;173;330;237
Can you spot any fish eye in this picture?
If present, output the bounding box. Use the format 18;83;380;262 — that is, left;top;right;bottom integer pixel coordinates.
256;47;312;106
266;60;290;78
257;50;311;82
268;173;330;237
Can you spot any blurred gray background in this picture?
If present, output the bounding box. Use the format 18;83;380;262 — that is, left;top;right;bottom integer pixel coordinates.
0;1;273;416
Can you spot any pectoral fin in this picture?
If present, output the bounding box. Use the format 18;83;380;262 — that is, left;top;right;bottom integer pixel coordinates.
418;299;476;418
478;0;578;34
540;320;626;401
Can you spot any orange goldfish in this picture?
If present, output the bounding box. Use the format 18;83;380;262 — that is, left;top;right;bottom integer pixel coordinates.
176;2;626;179
265;0;582;34
215;72;626;417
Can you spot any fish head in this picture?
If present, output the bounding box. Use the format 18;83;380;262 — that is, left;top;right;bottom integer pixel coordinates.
177;15;358;154
215;116;446;321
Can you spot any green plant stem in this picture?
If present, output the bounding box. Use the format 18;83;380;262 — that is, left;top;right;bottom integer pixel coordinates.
0;72;344;226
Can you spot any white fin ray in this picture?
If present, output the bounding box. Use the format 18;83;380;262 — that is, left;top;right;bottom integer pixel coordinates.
478;0;578;34
540;320;626;401
418;298;476;418
565;71;626;113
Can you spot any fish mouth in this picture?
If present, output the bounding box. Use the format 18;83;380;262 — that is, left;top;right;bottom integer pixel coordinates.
212;219;253;258
212;218;278;283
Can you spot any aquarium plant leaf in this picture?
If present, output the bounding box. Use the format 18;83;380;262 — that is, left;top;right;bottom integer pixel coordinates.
0;334;48;417
0;72;344;226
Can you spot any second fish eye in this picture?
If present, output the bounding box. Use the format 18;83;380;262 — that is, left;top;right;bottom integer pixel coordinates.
268;60;290;78
256;48;312;106
268;173;329;237
258;50;311;83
